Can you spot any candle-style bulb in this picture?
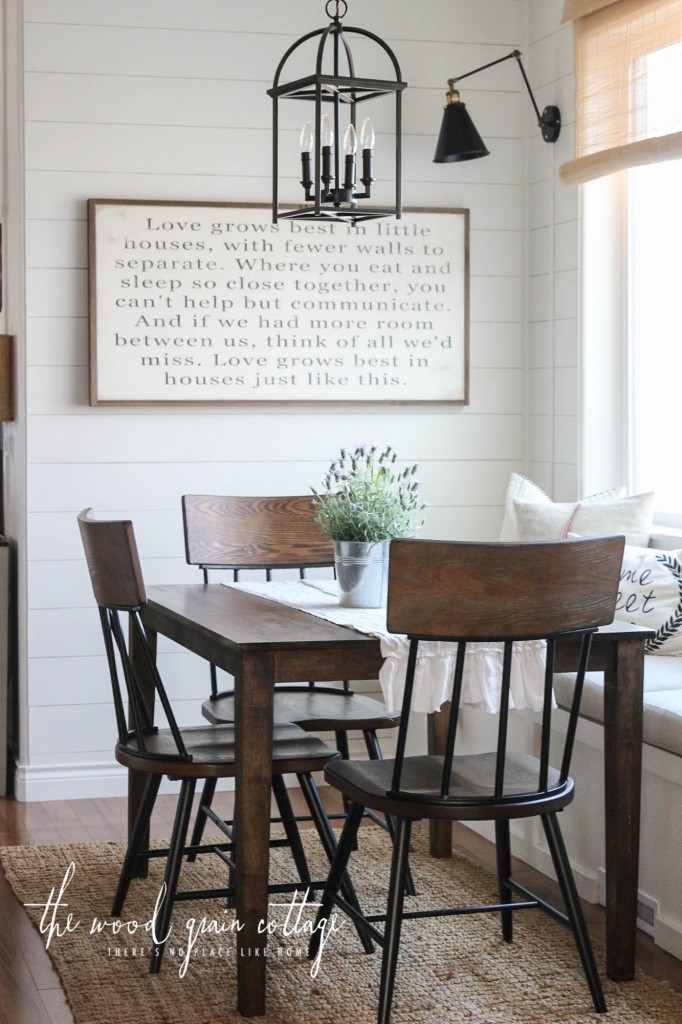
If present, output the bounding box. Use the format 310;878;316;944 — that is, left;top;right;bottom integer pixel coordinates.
320;115;334;149
299;121;314;195
343;123;357;155
359;116;374;193
360;117;375;151
299;121;313;153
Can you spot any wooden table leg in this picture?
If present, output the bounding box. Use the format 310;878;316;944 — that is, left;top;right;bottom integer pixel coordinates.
427;703;452;858
234;652;275;1017
603;638;644;981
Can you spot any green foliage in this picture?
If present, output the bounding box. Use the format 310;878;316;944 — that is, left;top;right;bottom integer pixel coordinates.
312;444;425;542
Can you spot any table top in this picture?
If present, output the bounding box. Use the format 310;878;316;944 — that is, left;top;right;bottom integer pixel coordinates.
143;582;655;655
145;582;377;649
143;583;388;683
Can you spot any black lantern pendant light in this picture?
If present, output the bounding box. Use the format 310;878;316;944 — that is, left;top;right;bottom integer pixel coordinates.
268;1;407;224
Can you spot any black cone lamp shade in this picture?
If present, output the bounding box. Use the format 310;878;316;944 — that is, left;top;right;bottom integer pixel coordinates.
434;99;489;163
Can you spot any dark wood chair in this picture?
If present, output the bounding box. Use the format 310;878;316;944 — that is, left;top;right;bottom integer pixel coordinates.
77;508;372;973
181;493;406;866
309;535;625;1023
182;494;399;742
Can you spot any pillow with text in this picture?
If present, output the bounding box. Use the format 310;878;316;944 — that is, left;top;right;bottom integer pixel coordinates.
616;545;682;656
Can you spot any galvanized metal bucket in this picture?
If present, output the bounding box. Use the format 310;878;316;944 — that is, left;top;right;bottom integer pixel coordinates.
334;540;389;608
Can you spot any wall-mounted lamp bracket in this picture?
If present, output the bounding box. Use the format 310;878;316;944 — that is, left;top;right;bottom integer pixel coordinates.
434;49;560;163
507;51;561;143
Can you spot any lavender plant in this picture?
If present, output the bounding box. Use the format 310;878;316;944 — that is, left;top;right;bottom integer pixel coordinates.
312;444;425;543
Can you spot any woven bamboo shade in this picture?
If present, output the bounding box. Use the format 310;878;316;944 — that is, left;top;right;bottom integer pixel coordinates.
560;0;682;186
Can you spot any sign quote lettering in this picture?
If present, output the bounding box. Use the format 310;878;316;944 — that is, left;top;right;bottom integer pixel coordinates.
89;202;469;404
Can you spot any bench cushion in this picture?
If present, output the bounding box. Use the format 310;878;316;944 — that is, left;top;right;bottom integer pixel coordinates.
554;655;682;758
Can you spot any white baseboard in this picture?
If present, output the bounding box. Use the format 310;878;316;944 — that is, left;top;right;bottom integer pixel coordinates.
655;914;682;961
12;762;328;802
15;762;132;801
14;762;239;802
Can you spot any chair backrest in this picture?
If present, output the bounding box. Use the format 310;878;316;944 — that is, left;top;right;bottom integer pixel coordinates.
386;535;625;805
78;509;188;761
182;495;347;699
182;494;334;576
78;508;146;609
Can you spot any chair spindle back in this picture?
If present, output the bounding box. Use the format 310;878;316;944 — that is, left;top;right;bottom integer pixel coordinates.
78;509;189;761
386;536;625;807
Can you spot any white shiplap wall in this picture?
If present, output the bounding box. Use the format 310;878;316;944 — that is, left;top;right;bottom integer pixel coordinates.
527;0;580;499
10;0;545;799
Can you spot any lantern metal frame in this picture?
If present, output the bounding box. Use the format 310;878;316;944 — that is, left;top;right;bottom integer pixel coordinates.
268;1;407;224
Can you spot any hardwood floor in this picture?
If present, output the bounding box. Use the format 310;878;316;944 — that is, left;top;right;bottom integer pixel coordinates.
0;790;680;1024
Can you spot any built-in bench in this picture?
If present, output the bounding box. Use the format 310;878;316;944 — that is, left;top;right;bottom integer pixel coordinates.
554;655;682;757
552;529;682;960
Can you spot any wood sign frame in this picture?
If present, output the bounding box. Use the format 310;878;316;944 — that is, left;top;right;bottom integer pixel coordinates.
87;200;469;406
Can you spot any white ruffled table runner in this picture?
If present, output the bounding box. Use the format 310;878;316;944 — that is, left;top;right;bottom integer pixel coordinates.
225;579;547;716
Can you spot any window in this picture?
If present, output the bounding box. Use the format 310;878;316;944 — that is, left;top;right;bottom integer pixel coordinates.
581;34;682;523
628;157;682;518
627;37;682;519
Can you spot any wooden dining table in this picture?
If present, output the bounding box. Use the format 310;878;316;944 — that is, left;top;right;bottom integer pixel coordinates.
130;582;652;1017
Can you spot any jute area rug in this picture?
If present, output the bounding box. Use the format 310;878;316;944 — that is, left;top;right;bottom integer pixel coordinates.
1;826;681;1024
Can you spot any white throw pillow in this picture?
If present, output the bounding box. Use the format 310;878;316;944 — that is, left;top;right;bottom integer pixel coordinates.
616;545;682;656
499;473;627;542
512;490;655;547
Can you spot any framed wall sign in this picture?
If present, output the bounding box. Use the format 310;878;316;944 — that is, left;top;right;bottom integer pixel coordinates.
87;200;469;405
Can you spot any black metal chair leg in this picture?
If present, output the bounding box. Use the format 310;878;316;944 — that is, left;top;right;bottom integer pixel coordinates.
495;819;514;942
150;779;197;974
112;773;161;916
187;776;237;907
297;773;374;954
186;776;218;862
271;774;313;889
335;729;354;823
362;729;391;835
541;812;607;1013
335;729;351;761
378;817;412;1024
382;812;417;898
363;729;416;898
309;800;366;960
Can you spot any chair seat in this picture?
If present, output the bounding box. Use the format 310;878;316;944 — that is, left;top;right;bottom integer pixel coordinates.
324;752;574;821
116;722;338;778
202;688;399;731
